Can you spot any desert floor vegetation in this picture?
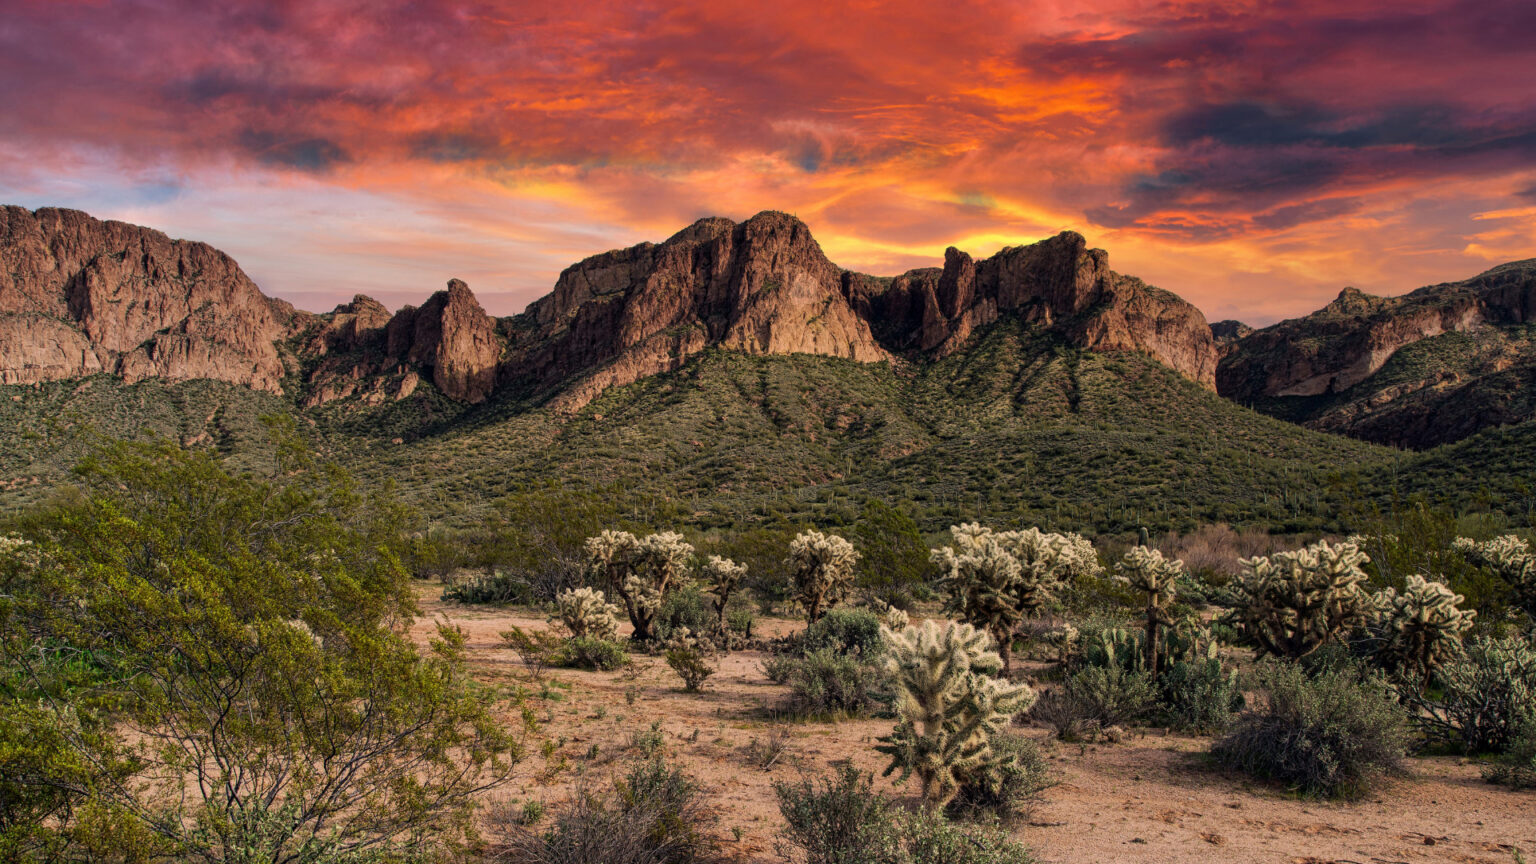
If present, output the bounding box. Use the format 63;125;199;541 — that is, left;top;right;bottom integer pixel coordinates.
5;439;1536;863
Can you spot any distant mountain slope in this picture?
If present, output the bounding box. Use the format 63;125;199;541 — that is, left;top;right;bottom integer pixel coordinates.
1;206;1222;414
1217;260;1536;448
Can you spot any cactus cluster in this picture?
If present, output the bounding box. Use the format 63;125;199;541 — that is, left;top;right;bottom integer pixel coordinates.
551;587;623;641
1453;535;1536;618
876;620;1037;806
700;554;748;631
932;523;1100;672
1114;546;1186;676
1371;575;1476;686
1229;539;1372;660
878;603;911;632
786;531;859;623
585;529;695;641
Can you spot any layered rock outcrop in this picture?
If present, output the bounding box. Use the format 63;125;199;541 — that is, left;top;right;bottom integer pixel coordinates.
1217;259;1536;447
0;205;300;389
1;205;1224;410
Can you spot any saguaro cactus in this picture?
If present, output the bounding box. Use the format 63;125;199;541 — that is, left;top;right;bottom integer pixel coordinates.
1114;546;1186;677
552;586;623;641
584;529;694;641
932;523;1099;673
1453;535;1536;619
1372;575;1476;687
700;554;748;632
786;531;859;623
876;620;1036;806
1230;539;1372;660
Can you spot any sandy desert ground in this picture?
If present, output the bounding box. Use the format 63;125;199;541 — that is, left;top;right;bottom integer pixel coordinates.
411;587;1535;864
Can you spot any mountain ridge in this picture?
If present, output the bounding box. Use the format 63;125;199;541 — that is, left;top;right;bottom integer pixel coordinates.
0;206;1220;410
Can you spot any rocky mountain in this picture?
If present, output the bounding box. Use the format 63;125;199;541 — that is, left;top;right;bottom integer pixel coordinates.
1216;260;1536;448
0;207;1221;409
0;206;304;390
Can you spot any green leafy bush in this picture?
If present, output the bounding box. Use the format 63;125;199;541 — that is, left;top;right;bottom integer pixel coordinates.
945;732;1053;821
772;765;1035;864
560;636;631;671
1060;664;1157;729
1157;658;1243;733
499;755;721;864
801;608;886;658
1212;661;1408;799
654;586;717;644
1482;717;1536;790
782;648;888;718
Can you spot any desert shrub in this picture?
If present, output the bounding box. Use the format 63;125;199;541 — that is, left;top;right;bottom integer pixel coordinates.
560;636;631;671
899;807;1036;864
1157;657;1243;733
762;653;800;685
852;500;930;610
0;440;522;863
663;629;716;693
773;765;903;864
503;626;565;679
782;648;888;718
1027;688;1097;742
772;765;1035;864
726;608;755;637
1061;664;1157;729
654;586;716;644
801;608;886;658
1212;661;1408;799
499;755;720;864
1482;717;1536;789
945;733;1053;821
1409;635;1536;753
445;569;535;605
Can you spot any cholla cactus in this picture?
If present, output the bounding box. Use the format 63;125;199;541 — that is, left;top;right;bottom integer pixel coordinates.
1453;535;1536;619
663;627;716;691
1372;576;1476;687
786;531;859;623
932;523;1098;672
584;529;694;641
1115;546;1186;676
552;587;623;641
879;603;910;631
700;555;747;632
1042;622;1080;665
1229;539;1372;660
876;620;1037;805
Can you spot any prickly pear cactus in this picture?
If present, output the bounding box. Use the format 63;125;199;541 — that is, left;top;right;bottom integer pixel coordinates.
1230;539;1372;660
786;531;859;623
1115;546;1186;675
1372;575;1476;686
552;586;623;641
876;620;1037;806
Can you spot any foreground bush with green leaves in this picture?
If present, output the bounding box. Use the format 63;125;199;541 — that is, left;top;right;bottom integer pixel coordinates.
0;437;526;863
1212;660;1407;799
773;765;1034;864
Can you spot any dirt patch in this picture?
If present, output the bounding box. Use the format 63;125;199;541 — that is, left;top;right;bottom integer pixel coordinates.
412;586;1536;864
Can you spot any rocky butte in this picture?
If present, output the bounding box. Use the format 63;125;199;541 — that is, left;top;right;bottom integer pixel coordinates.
0;206;1221;410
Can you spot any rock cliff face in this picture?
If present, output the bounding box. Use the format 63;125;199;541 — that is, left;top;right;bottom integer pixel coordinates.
1217;260;1536;447
844;230;1217;388
0;206;301;390
0;205;1223;410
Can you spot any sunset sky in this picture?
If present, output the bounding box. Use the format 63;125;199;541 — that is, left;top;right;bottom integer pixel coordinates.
2;0;1533;325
